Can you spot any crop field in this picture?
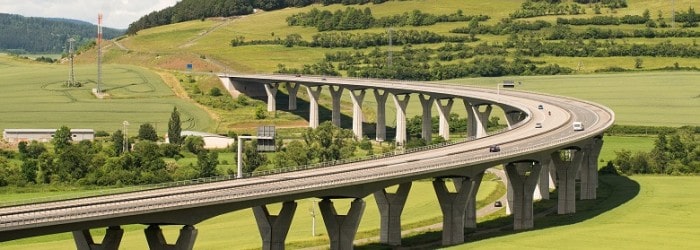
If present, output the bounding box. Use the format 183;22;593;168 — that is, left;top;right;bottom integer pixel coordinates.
0;56;214;135
0;179;502;249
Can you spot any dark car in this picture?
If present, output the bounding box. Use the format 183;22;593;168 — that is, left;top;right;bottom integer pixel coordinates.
489;145;500;152
494;201;503;207
538;104;544;110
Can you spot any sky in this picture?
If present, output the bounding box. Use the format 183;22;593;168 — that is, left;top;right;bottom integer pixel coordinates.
0;0;179;29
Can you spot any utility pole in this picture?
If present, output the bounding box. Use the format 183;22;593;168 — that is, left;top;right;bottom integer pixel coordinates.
97;13;103;94
67;38;76;87
123;121;129;153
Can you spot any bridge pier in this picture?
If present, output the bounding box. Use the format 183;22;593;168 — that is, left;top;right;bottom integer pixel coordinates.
535;159;553;200
374;89;389;142
374;182;412;246
264;83;278;112
319;198;366;250
552;149;585;214
419;94;434;143
465;101;492;139
433;177;473;246
504;161;543;230
455;172;484;229
306;85;323;129
504;109;526;129
73;226;123;250
436;98;454;140
350;89;366;139
253;201;297;250
145;225;198;250
393;94;410;145
286;82;299;110
330;86;344;127
580;137;603;200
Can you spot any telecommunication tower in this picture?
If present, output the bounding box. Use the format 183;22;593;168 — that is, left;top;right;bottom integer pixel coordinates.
67;38;77;87
96;13;103;94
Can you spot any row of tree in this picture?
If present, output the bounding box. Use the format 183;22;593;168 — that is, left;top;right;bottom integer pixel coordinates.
556;14;648;25
512;35;700;58
614;129;699;175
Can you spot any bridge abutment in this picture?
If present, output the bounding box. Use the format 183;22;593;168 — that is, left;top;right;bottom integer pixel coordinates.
504;161;543;230
374;182;412;246
144;225;198;250
393;94;410;145
552;149;584;214
419;94;434;143
253;201;297;250
73;226;123;250
319;198;366;250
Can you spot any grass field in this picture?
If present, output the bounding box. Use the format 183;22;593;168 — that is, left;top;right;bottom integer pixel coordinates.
449;175;700;249
0;56;214;135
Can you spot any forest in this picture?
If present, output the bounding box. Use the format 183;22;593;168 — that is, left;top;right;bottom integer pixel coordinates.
0;13;123;54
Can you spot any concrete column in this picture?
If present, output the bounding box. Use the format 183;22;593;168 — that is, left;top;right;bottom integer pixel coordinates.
374;182;412;246
350;89;366;139
419;94;434;143
504;110;525;129
329;86;344;127
73;226;123;250
319;198;366;250
465;101;492;139
552;150;585;214
286;82;300;110
264;83;278;112
454;172;484;229
145;225;198;250
373;89;389;142
306;86;323;129
433;178;471;246
535;157;552;200
253;201;297;250
435;99;454;141
504;161;543;230
393;94;410;145
581;137;603;200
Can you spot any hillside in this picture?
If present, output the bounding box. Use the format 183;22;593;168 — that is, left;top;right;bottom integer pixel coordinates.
0;13;123;54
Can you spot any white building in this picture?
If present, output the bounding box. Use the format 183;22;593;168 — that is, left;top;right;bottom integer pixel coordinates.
2;129;95;144
166;131;235;149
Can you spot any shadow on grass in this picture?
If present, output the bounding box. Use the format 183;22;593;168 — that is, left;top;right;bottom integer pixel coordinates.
355;174;640;249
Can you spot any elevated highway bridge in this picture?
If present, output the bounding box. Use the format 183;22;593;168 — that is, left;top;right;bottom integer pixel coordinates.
0;74;613;249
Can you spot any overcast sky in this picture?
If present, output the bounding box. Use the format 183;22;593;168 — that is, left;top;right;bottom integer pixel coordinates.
0;0;179;29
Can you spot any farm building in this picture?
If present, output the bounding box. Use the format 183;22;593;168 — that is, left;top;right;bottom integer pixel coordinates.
166;131;235;149
2;129;95;144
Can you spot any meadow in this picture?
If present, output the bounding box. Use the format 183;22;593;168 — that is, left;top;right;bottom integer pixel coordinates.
0;56;214;135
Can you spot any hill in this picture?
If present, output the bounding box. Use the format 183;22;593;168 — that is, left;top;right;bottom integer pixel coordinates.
0;13;124;54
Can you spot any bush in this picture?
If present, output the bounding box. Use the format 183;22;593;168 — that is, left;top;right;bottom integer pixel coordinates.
209;87;222;96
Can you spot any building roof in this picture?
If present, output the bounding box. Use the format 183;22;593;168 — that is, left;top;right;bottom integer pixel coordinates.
4;129;95;133
181;130;230;139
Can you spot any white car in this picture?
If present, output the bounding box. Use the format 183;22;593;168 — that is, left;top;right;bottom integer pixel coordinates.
573;122;584;131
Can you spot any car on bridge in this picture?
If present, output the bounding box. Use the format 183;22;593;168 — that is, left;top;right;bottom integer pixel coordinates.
573;122;584;131
489;145;501;152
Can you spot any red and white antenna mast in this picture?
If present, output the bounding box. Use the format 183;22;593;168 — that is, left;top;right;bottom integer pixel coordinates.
97;13;103;94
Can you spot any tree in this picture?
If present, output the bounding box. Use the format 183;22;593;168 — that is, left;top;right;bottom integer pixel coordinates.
168;107;183;145
138;123;158;141
53;126;72;153
243;141;267;173
184;136;205;154
112;130;125;155
197;151;219;178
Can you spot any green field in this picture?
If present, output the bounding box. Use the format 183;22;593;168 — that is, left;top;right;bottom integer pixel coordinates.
450;175;700;249
0;56;214;135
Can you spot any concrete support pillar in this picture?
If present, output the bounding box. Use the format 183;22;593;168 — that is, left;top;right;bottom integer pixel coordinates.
374;182;412;246
552;150;585;214
73;226;123;250
253;201;297;250
306;86;323;129
145;225;198;250
581;138;603;200
392;94;410;145
454;172;484;229
419;94;434;143
319;198;366;250
435;99;454;141
433;178;471;246
329;86;344;127
504;161;543;230
535;157;552;200
264;83;278;112
465;101;492;139
504;110;525;129
286;82;300;110
350;89;366;139
373;89;389;142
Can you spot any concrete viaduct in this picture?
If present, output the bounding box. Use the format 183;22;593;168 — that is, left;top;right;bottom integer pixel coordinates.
0;74;614;250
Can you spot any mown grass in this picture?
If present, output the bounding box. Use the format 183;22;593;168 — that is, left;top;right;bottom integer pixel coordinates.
0;56;214;135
